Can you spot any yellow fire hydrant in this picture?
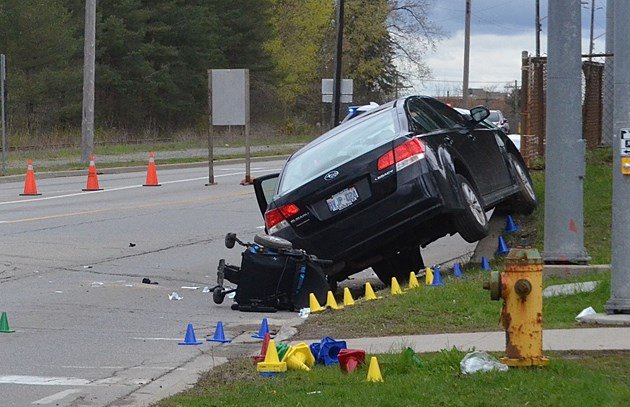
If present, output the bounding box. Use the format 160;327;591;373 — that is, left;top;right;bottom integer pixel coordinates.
483;247;549;367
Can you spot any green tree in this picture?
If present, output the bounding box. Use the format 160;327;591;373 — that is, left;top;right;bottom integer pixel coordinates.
0;0;81;133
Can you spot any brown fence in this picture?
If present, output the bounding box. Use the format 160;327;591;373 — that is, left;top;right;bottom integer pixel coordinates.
520;51;610;166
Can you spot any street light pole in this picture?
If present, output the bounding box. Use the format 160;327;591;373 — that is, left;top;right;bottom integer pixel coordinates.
462;0;471;108
331;0;345;128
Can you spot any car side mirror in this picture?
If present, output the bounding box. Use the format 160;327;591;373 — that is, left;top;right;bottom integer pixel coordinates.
469;106;490;124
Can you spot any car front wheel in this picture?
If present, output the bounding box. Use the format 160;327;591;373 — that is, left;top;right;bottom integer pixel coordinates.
453;174;489;243
509;154;537;215
371;246;424;285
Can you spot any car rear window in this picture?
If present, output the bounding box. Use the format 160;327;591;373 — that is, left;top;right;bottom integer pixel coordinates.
278;110;397;195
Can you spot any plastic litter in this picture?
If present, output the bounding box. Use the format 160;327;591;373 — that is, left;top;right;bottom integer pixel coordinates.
299;308;310;318
181;286;199;290
83;265;93;269
91;282;104;288
227;292;236;299
142;278;158;285
575;306;597;321
202;286;210;293
460;351;508;374
129;243;136;247
169;292;183;301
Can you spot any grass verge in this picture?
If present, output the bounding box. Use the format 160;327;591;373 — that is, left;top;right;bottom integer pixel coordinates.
158;350;630;406
510;147;613;264
295;270;610;340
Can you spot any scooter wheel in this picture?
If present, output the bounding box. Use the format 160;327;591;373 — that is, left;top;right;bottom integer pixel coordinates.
213;287;225;304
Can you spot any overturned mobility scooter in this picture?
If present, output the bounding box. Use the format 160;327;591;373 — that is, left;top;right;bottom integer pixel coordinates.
212;233;330;312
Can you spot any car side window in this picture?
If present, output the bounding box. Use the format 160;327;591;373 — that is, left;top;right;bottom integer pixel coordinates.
421;98;468;129
405;98;446;134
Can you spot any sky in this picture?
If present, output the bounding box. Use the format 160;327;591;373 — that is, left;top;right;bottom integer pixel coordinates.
409;0;608;96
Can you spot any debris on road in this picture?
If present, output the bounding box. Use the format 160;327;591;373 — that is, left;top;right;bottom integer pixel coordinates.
202;286;210;293
460;351;508;374
181;286;199;290
169;292;183;301
142;278;158;285
575;306;597;321
91;282;104;288
83;265;93;269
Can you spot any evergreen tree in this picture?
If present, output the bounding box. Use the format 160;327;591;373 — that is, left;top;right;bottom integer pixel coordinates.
0;0;81;133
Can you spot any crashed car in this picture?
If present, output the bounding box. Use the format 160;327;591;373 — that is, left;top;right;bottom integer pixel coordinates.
254;96;536;286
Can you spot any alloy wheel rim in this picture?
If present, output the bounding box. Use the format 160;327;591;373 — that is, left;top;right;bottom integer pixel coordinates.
462;183;486;226
515;163;535;200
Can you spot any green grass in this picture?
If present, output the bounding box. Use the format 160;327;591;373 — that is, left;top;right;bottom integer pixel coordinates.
295;270;611;339
518;147;613;264
159;350;630;406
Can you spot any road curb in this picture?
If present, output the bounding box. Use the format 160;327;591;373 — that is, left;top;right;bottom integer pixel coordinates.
0;154;290;184
111;352;229;407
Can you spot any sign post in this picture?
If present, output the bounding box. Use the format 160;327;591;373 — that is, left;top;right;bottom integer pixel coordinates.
209;69;250;185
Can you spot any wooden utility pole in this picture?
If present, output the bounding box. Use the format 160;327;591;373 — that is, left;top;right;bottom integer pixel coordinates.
331;0;345;128
462;0;471;108
81;0;96;163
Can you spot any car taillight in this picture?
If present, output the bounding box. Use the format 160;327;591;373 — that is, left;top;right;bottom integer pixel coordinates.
377;138;425;171
264;203;300;233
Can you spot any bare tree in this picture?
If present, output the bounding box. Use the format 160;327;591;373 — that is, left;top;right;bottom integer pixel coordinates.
387;0;442;82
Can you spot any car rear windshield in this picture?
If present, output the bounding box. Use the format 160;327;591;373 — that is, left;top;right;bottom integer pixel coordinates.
278;110;397;195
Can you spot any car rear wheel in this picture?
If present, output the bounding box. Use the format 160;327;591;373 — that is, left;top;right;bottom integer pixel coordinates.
371;246;424;285
453;174;489;243
509;154;537;215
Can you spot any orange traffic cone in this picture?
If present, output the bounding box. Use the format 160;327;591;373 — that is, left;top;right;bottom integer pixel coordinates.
143;153;161;186
20;160;41;196
240;175;254;186
83;155;103;191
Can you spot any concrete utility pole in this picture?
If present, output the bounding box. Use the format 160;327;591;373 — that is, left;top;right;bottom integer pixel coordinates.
602;0;614;146
81;0;96;163
331;0;345;128
606;0;630;314
462;0;471;108
543;0;589;264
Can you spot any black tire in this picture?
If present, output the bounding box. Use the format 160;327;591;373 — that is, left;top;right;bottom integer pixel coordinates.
453;174;489;243
372;246;424;285
509;154;537;215
213;287;225;304
253;234;293;250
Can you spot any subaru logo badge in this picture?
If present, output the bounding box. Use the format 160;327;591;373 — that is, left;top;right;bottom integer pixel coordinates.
324;170;339;181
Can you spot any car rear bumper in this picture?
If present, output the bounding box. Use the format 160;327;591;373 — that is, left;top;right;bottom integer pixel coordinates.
273;163;446;262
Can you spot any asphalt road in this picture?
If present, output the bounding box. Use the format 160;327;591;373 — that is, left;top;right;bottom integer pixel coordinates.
0;159;476;406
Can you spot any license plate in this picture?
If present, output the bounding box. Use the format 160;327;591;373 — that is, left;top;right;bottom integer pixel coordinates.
326;187;359;212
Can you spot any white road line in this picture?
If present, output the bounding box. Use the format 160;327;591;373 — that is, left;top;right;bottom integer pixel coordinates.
0;168;280;207
0;375;91;386
131;337;182;341
32;389;81;405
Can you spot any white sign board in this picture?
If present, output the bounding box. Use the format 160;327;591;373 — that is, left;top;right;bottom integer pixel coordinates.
621;128;630;156
212;69;249;126
321;78;353;103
